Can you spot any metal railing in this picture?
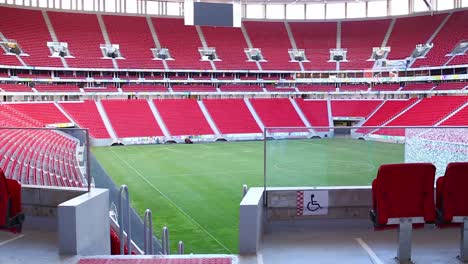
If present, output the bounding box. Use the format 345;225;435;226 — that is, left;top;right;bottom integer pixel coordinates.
143;209;153;255
118;185;131;254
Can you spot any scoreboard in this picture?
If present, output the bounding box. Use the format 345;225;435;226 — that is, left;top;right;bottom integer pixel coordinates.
184;0;241;28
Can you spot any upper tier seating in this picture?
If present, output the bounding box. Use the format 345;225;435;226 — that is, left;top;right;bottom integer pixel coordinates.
375;96;468;136
243;21;299;70
171;85;217;92
103;15;164;69
386;14;446;60
436;162;468;224
101;99;163;138
371;163;436;226
34;84;80;92
203;99;261;134
331;100;382;117
295;99;330;130
290;22;337;70
400;83;436;91
412;11;468;68
154;99;214;136
448;54;468;66
340;20;390;70
0;84;33;92
8;103;71;125
440;104;468;126
297;85;336;92
201;26;257;70
121;85;168;93
60;101;110;139
433;82;468;91
249;98;305;127
371;83;401;91
339;84;369;92
219;85;263;92
356;99;417;134
48;12;113;68
152;18;211;70
0;7;62;67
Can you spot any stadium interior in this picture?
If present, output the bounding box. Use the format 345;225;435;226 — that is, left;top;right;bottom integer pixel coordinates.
0;0;467;263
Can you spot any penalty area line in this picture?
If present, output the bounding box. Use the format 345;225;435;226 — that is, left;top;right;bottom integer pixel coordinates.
109;149;233;254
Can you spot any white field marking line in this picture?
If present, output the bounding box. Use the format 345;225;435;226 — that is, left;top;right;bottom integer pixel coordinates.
109;149;232;254
355;238;384;264
0;234;25;246
163;147;178;153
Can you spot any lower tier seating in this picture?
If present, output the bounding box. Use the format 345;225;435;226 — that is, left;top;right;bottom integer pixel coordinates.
331;100;382;118
8;103;71;125
295;99;330;130
356;99;417;134
203;99;261;134
154;99;214;136
101;100;163;138
374;96;468;136
249;98;305;128
60;101;111;139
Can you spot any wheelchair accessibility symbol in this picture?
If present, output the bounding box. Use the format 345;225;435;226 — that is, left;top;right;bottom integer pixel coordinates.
298;190;329;216
306;194;322;212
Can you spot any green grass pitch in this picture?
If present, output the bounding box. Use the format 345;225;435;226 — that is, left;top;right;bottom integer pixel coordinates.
91;138;404;254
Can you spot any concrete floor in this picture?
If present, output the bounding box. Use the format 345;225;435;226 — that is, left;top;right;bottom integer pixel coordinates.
0;219;464;264
257;219;464;264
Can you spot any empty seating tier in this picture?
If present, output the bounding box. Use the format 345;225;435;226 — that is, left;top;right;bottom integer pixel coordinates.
60;101;110;139
243;21;299;70
202;26;257;70
48;12;113;68
401;83;436;91
341;20;390;70
154;99;214;136
249;98;305;128
121;85;168;93
339;84;369;92
296;99;330;129
331;100;382;118
219;85;263;92
203;99;261;134
34;85;80;92
434;82;468;91
101;100;163;138
171;85;217;92
0;7;62;67
356;99;417;134
290;22;337;70
8;103;71;125
371;84;401;91
297;85;336;92
103;15;164;69
386;14;446;60
375;96;468;136
152;18;211;70
440;104;468;126
0;84;33;92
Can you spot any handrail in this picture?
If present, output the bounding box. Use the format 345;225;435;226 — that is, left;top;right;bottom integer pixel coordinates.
178;241;184;254
162;226;170;255
118;185;131;255
143;209;153;255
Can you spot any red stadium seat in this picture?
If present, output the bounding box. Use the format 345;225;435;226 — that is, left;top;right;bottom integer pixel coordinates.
436;162;468;224
371;163;436;226
370;163;436;262
0;168;24;233
435;162;468;261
